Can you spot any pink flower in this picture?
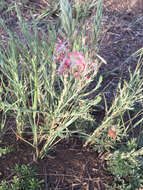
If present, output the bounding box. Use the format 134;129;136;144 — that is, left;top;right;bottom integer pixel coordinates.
108;129;116;138
56;50;88;78
57;58;71;74
69;52;86;78
55;39;66;53
54;52;66;62
67;52;72;57
63;59;70;70
71;63;85;78
85;75;90;79
74;52;80;57
59;39;63;45
56;46;61;51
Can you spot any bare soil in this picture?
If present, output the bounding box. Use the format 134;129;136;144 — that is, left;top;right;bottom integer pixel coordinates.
0;134;113;190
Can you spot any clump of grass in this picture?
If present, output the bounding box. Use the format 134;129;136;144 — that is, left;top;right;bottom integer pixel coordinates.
0;0;104;159
85;61;143;149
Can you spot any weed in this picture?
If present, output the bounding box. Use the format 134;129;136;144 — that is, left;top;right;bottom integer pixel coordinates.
107;139;143;190
0;165;43;190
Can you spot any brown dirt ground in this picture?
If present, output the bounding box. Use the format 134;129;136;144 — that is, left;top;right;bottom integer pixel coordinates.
0;134;114;190
99;0;143;103
0;0;143;189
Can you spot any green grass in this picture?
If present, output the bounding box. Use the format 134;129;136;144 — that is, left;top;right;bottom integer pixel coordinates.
0;0;103;159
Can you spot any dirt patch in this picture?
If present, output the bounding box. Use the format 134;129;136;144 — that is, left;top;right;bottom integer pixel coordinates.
0;134;33;181
0;135;113;190
37;139;114;190
103;0;143;13
98;2;143;103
